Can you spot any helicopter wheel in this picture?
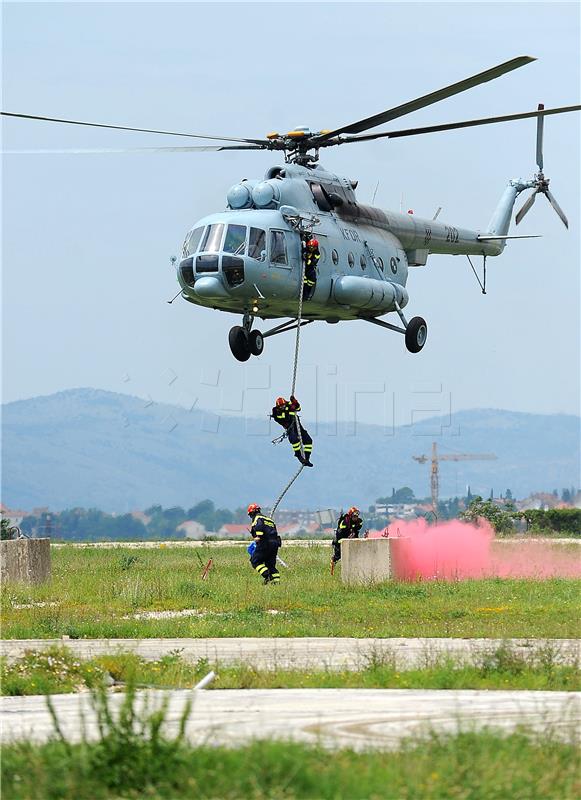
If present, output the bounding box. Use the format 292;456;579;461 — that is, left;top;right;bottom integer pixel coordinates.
248;329;264;356
229;326;251;362
405;316;428;353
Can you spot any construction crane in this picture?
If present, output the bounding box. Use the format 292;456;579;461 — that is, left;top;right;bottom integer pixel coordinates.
413;443;497;510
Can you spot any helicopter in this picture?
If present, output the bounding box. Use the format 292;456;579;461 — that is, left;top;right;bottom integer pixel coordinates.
3;56;580;362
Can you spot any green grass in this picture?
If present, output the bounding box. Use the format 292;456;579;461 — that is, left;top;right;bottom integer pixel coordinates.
2;644;579;695
4;735;579;799
1;681;579;799
1;545;580;638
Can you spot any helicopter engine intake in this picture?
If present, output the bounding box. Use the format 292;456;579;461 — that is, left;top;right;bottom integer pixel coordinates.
333;276;408;312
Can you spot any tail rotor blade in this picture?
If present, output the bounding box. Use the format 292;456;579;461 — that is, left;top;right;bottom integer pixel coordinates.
515;190;537;225
536;103;544;171
544;188;569;228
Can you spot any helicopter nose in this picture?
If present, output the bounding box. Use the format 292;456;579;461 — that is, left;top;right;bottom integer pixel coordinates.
193;276;230;299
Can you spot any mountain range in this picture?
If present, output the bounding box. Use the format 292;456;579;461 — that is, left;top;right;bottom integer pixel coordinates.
2;388;578;512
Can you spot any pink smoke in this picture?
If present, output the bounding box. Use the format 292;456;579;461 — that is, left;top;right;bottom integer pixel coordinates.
367;519;581;580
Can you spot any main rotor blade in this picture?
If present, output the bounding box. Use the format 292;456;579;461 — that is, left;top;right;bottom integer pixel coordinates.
544;188;569;228
0;111;268;145
335;105;581;144
313;56;536;143
536;103;544;171
3;144;266;154
515;190;538;225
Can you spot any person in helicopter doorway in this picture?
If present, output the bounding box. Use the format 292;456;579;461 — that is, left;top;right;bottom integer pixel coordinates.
302;237;320;300
331;506;363;564
247;503;282;584
272;395;313;466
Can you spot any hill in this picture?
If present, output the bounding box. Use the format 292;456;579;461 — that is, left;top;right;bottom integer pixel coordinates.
2;389;578;511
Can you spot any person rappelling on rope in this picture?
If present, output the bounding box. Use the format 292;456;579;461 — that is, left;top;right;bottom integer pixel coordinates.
331;506;363;568
302;237;319;301
246;503;282;585
272;395;313;467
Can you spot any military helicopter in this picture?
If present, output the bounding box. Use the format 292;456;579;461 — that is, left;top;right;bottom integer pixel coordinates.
3;56;579;361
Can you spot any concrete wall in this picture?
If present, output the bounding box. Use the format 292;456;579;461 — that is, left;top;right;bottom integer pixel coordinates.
341;538;392;585
0;538;51;584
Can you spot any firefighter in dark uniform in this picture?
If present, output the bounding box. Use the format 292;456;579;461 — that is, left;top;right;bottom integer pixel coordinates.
247;503;282;584
302;238;320;300
331;506;363;564
272;395;313;466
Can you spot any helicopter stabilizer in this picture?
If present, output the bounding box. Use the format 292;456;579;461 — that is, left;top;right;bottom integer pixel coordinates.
516;104;569;228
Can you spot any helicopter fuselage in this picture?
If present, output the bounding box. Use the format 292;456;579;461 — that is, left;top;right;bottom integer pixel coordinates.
175;162;504;323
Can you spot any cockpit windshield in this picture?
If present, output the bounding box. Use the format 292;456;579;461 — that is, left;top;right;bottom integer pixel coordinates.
183;226;204;257
201;223;225;253
223;224;246;255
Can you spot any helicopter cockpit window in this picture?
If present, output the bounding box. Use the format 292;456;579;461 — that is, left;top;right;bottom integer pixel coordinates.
201;223;224;253
223;224;246;255
348;252;355;268
183;227;204;257
269;230;287;265
248;228;266;260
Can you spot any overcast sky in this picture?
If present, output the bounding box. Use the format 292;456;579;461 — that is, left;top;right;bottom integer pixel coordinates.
2;1;579;428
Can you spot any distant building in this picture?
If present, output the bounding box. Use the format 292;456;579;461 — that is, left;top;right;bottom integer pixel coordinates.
0;503;28;527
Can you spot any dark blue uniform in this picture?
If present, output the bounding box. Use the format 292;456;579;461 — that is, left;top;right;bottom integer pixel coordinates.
249;513;282;584
272;396;313;465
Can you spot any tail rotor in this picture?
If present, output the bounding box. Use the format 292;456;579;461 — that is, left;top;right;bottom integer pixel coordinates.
516;103;569;228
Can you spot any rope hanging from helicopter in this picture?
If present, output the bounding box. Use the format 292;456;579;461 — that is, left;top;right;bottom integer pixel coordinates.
270;220;311;518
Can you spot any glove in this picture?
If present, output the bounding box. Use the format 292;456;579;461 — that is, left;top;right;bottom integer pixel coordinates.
247;541;256;556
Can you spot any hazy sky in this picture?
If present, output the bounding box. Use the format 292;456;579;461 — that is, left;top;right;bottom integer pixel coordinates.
2;1;579;427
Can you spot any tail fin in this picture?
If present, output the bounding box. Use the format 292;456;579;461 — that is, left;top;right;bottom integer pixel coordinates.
486;180;530;237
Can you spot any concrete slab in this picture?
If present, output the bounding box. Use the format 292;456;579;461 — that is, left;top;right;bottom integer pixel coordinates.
341;538;392;584
0;538;51;584
1;689;578;749
2;637;579;669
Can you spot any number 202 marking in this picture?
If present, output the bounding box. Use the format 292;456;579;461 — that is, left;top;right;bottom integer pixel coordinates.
445;226;459;243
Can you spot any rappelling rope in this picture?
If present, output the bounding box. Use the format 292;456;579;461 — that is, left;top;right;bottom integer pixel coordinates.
270;232;309;517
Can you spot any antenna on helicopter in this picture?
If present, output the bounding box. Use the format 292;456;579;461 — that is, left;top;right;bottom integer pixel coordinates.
371;180;380;205
515;104;569;228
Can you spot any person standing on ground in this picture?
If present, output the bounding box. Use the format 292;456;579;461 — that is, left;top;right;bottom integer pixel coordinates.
247;503;282;584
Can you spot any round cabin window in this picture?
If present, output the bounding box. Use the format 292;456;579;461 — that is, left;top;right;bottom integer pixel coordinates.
348;252;354;268
360;254;366;269
332;249;339;265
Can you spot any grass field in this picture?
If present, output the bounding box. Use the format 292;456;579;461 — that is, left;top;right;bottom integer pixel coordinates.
1;545;580;639
4;734;579;800
2;644;579;695
2;681;580;800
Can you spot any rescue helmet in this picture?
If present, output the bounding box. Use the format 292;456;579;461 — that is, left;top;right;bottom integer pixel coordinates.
307;238;319;248
247;503;261;516
348;506;360;516
275;396;286;406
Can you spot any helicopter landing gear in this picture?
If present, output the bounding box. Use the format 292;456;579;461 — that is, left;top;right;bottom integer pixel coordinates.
228;326;251;362
249;329;264;356
229;313;265;361
405;316;428;353
362;308;428;353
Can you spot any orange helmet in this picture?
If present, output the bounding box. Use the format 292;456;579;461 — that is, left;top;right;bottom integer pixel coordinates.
348;506;360;516
275;397;286;406
307;238;319;248
247;503;261;515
